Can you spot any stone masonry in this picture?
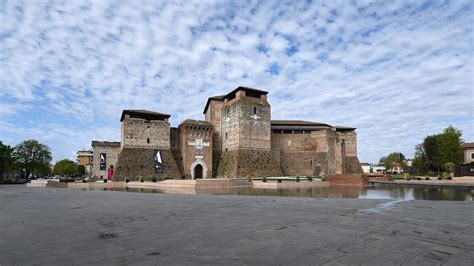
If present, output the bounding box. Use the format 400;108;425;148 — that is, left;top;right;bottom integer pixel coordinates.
91;86;362;179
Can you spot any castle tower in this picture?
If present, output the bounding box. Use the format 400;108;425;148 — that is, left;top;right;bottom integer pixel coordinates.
113;110;181;181
178;120;213;179
216;87;282;178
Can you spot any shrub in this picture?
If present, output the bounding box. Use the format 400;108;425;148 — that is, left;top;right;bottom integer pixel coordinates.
403;173;411;180
262;177;267;183
296;176;300;182
417;177;421;180
307;176;313;182
82;180;87;183
247;176;252;182
442;172;450;178
104;179;108;183
321;177;327;181
425;177;430;180
140;177;144;183
278;179;282;183
447;176;452;180
437;177;442;180
125;178;129;183
151;177;157;183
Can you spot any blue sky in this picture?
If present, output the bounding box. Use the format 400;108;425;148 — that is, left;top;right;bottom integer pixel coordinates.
1;0;473;164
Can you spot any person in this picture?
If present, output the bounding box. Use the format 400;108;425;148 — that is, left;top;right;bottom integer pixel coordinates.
107;165;114;181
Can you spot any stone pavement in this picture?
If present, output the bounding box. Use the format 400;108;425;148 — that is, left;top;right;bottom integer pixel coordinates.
0;185;473;265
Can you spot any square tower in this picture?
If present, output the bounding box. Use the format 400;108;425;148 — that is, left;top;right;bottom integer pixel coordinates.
217;87;282;178
114;110;181;181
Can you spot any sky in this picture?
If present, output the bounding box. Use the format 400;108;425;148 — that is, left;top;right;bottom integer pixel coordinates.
1;0;473;164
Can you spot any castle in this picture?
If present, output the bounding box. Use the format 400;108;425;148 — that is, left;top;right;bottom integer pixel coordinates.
91;87;362;180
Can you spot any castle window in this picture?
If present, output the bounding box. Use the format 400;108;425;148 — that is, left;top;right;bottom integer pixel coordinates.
147;138;150;143
253;107;257;115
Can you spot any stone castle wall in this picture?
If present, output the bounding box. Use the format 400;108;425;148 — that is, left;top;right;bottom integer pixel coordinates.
179;121;213;179
113;148;181;181
271;130;333;176
205;100;224;177
121;116;171;149
335;131;363;174
170;127;183;177
91;142;121;179
217;91;281;178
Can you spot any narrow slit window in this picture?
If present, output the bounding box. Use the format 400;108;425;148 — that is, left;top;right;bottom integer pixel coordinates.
147;138;150;144
253;107;257;115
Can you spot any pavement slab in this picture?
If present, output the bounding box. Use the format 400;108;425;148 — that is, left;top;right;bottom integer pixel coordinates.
0;185;473;265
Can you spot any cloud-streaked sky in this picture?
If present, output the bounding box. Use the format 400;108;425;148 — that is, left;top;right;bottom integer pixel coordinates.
1;0;473;164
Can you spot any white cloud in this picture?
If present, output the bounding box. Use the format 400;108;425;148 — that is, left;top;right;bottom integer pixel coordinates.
0;0;472;163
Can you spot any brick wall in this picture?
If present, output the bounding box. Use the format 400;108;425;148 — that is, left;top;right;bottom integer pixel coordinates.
327;174;369;186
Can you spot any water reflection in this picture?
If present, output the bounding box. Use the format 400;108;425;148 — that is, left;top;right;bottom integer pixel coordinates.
90;184;474;201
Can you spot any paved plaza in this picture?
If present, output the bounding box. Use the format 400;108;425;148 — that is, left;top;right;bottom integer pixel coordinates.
0;185;473;265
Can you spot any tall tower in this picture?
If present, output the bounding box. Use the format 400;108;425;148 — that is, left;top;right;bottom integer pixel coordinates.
216;87;282;178
113;110;181;181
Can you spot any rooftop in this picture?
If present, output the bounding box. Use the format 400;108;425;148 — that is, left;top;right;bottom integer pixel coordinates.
271;120;332;127
120;109;171;122
203;95;225;114
462;142;474;149
91;141;121;147
179;119;213;127
223;86;268;100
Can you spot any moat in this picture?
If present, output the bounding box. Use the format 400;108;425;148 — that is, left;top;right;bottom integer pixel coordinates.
87;185;473;201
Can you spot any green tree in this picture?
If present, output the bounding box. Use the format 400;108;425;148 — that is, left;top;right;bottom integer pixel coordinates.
423;134;441;172
0;141;16;175
438;126;463;167
12;139;52;179
412;156;423;175
415;125;464;173
443;162;455;173
77;165;86;176
379;152;405;172
53;159;78;176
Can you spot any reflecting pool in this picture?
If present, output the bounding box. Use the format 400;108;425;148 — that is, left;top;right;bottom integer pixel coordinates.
89;184;473;201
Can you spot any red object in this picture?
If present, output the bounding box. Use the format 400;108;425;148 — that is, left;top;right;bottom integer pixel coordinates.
107;167;114;180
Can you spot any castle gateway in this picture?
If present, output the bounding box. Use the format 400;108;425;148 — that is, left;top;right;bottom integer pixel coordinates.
92;87;362;180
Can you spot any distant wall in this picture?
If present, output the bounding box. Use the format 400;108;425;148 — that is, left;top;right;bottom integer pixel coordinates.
121;116;171;149
271;129;332;176
91;142;120;179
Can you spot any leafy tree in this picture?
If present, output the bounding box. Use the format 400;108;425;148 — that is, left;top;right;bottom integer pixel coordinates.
0;141;16;175
420;134;442;172
438;126;463;167
379;152;405;172
443;162;455;173
412;156;423;175
12;139;52;179
77;165;86;176
414;125;464;173
53;159;78;176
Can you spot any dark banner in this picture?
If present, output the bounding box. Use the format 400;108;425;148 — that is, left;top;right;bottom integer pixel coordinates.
99;153;107;170
154;150;163;173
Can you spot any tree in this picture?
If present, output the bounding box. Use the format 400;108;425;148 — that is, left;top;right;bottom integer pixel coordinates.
438;126;463;167
379;152;405;172
0;141;16;179
77;165;86;176
415;125;464;173
443;162;455;173
53;159;78;176
12;139;52;179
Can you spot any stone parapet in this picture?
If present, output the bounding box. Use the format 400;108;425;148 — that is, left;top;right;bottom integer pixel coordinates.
327;173;369;186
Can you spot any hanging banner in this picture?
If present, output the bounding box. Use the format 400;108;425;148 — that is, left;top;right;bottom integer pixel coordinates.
154;150;163;173
99;153;107;170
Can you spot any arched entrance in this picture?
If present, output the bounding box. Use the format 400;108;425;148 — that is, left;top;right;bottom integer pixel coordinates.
190;159;208;179
194;164;203;179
